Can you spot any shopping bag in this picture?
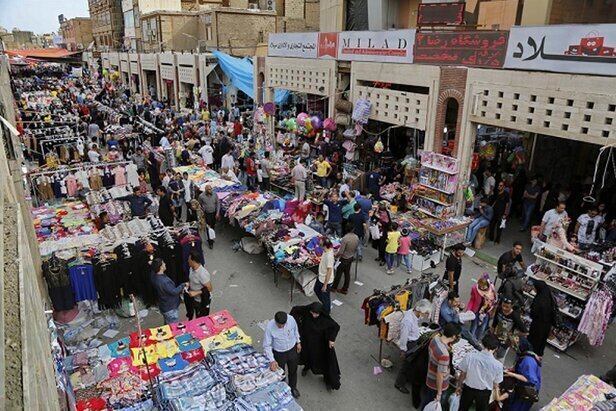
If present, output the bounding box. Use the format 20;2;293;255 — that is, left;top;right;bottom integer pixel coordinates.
500;218;507;229
369;225;381;240
207;226;216;240
257;169;263;183
449;393;461;411
423;400;442;411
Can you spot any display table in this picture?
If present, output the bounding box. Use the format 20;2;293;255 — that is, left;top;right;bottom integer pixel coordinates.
541;375;616;410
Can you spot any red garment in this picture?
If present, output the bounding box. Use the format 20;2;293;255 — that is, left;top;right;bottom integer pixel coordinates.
181;347;205;363
129;330;156;349
130;363;161;381
76;398;108;411
467;283;496;314
246;158;257;176
205;310;237;333
233;122;242;137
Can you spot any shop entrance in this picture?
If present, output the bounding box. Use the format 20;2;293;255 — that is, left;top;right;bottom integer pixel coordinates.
165;80;175;105
442;98;459;155
131;74;140;94
144;70;157;98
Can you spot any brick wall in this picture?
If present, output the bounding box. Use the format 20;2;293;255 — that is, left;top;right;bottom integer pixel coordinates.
284;0;305;19
305;0;320;29
216;13;276;56
433;67;467;156
549;0;616;24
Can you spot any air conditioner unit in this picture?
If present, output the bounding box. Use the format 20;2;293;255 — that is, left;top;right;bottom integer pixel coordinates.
248;3;259;10
258;0;275;11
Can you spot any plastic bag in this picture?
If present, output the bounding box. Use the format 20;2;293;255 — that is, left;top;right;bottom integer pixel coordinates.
369;225;381;240
449;393;461;411
500;218;507;229
424;400;442;411
207;226;216;240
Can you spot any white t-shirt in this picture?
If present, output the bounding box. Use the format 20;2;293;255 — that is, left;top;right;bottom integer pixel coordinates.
159;136;171;148
483;176;495;196
318;249;335;284
339;183;350;197
221;153;235;170
189;265;211;302
577;214;601;244
88;150;100;163
199;144;214;165
542;209;568;236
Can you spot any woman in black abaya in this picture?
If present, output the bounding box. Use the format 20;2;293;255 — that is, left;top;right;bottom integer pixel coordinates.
527;280;555;356
290;302;341;390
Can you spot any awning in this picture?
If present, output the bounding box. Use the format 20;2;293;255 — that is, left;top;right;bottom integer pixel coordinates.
5;48;81;60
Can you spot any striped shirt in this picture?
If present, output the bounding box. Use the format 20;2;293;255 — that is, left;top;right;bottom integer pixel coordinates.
426;337;450;391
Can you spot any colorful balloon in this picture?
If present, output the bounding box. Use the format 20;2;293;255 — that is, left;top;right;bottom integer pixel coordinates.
304;117;312;131
297;112;308;123
311;116;322;130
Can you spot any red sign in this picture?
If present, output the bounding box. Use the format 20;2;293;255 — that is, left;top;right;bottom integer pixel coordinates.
318;32;338;58
414;31;509;68
417;2;465;26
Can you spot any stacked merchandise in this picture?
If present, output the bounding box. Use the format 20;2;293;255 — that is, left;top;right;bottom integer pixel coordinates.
32;201;98;242
173;165;244;192
86;189;133;224
541;375;616;410
66;311;302;411
413;151;459;219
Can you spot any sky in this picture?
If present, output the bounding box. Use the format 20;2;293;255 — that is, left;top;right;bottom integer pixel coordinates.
0;0;90;34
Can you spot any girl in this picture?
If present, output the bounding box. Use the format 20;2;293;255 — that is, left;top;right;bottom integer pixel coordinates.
385;223;400;275
397;228;412;274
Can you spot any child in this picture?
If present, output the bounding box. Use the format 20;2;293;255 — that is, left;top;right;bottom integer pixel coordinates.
385;222;400;275
397;228;412;274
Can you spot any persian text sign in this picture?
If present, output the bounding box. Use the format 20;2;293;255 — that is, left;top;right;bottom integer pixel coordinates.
504;24;616;76
417;2;465;26
415;31;509;68
268;32;318;59
337;29;415;63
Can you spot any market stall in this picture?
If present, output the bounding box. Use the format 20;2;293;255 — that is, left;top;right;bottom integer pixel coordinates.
541;375;616;410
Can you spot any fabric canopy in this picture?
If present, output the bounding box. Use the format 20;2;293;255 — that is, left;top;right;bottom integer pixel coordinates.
210;50;289;105
6;48;80;59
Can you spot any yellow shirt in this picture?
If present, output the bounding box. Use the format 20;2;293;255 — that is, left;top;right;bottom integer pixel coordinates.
315;160;331;177
131;345;158;366
155;339;180;359
386;231;401;254
202;110;210;121
149;325;173;341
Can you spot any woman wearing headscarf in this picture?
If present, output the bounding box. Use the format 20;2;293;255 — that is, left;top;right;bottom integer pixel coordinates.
527;280;555;357
467;274;497;340
502;337;541;411
290;302;341;390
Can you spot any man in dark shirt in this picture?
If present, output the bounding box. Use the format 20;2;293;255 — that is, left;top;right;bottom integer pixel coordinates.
491;298;528;359
324;192;345;237
355;193;373;221
150;258;188;324
156;186;175;227
118;186;153;217
443;244;465;293
366;169;383;200
497;241;527;279
348;203;367;261
489;181;510;244
520;176;541;232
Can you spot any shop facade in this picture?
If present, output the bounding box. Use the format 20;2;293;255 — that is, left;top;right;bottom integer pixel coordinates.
138;53;160;99
119;52;130;85
159;52;178;107
176;53;199;110
128;52;140;94
108;51;120;74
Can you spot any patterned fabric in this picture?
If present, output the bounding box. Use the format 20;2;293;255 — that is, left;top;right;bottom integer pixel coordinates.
232;369;284;395
233;382;303;411
175;334;202;352
158;364;218;400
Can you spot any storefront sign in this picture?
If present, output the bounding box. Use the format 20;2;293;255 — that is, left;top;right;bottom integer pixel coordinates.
336;29;415;63
417;2;465;26
504;24;616;76
415;31;509;68
268;32;318;58
317;32;339;59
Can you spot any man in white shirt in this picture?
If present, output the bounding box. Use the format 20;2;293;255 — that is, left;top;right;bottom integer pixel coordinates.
87;144;101;163
159;134;171;148
291;159;308;201
394;299;433;394
221;147;235;171
575;206;601;246
339;177;352;197
456;334;503;411
185;250;213;319
483;170;495;200
314;237;335;314
263;311;301;398
198;142;214;167
539;201;568;239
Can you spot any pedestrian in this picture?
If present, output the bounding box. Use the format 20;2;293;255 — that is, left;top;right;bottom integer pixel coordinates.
497;242;527;282
419;322;462;410
87;143;101;163
372;201;391;266
539;201;567;241
489;181;510;244
491;298;528;359
314;237;335;314
347;203;367;261
366;168;383;200
338;177;351;198
502;337;541;411
314;155;332;188
184;250;213;320
117;186;153;217
138;169;149;194
456;334;504;411
156;186;175;227
520;176;541;231
467;276;497;341
150;258;187;325
198;184;220;249
245;151;258;189
133;147;147;171
397;228;412;274
263;311;302;399
181;172;195;219
168;173;184;221
483;169;495;201
290;302;341;390
439;291;483;351
394;299;432;394
575;206;601;247
385;222;401;274
198;139;214;167
291;159;308;201
466;198;493;245
444;243;465;293
147;150;161;190
332;223;359;295
341;191;357;220
260;151;271;191
186;199;206;231
323;192;344;237
527;280;555;357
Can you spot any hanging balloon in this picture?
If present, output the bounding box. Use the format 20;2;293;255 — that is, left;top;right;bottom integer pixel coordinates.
297;112;308;123
304;117;313;131
323;118;336;131
311;116;322;130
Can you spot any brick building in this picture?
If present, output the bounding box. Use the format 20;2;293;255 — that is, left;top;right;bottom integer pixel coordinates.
60;18;94;51
140;10;200;52
89;0;125;50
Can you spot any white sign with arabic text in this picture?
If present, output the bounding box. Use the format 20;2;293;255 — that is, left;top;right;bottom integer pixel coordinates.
504;24;616;76
268;32;318;59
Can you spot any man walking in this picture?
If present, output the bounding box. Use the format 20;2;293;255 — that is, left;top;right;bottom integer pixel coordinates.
539;201;568;241
497;241;527;280
260;151;271;191
150;258;187;324
520;176;541;231
263;311;301;399
420;323;462;410
332;223;359;295
456;334;503;411
291;159;308;201
156;186;175;227
314;237;335;314
198;185;220;249
489;181;510;244
348;203;367;261
443;244;465;293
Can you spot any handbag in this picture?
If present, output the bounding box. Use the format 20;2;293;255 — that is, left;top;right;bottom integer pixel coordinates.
515;384;539;403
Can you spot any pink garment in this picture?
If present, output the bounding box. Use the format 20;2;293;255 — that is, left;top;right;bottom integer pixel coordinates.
205;310;237;334
188;318;215;340
170;321;194;336
578;288;613;346
467;283;496;314
114;166;127;186
65;174;78;197
108;357;132;377
398;236;411;255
